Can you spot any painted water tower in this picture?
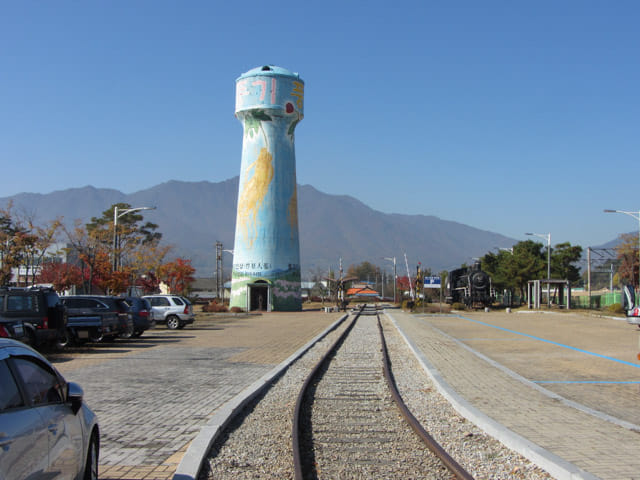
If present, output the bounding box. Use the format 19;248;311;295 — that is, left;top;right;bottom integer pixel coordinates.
230;65;304;311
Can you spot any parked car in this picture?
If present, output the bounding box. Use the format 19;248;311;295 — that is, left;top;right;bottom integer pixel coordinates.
0;286;67;348
0;337;99;479
143;295;195;330
115;296;155;337
60;295;126;344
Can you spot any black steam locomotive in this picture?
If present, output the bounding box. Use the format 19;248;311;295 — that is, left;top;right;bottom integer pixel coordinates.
445;262;494;308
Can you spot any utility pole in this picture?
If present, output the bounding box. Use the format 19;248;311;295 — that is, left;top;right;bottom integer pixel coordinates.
215;241;223;301
587;247;591;308
383;257;397;304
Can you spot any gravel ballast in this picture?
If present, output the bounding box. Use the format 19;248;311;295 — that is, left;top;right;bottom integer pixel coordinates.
199;311;553;479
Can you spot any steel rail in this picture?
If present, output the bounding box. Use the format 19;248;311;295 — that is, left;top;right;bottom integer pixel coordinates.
292;305;363;480
377;313;475;480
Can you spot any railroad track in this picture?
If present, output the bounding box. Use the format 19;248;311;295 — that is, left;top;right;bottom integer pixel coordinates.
292;305;474;479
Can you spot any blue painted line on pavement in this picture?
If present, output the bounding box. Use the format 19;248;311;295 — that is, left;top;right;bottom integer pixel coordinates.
534;380;640;384
457;338;530;341
453;314;640;369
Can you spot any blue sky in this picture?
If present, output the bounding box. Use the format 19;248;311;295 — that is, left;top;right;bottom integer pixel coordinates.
2;1;638;249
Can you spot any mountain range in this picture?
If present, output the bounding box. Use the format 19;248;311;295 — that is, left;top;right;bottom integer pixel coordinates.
3;177;525;277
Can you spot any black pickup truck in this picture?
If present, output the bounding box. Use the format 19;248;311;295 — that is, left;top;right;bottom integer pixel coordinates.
60;295;124;344
0;286;67;348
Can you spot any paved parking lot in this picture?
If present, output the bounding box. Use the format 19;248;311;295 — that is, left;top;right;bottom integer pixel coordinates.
390;308;640;479
422;309;640;426
43;306;640;479
47;310;341;480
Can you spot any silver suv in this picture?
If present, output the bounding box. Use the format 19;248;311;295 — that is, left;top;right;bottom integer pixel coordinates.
143;295;195;330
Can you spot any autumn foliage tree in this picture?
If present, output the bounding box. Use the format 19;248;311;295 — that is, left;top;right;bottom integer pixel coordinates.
1;202;62;286
86;203;162;271
137;271;160;294
37;262;83;292
57;204;176;294
0;210;21;285
61;221;109;294
615;233;639;288
396;275;412;294
158;258;195;296
6;201;202;296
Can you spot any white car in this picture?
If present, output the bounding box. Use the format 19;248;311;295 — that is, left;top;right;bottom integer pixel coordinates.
142;295;196;330
0;338;99;479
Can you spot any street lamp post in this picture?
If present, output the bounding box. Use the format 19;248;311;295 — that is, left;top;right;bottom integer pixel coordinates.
384;257;397;304
526;232;551;308
604;209;640;290
113;206;156;271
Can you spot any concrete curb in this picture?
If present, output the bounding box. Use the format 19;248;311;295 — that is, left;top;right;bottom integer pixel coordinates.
172;313;349;480
385;310;600;480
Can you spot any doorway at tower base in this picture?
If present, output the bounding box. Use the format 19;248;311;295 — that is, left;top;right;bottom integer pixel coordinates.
230;268;302;312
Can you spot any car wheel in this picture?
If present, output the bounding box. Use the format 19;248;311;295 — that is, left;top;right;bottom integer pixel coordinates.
83;432;99;480
132;330;144;338
89;330;103;343
166;315;180;330
55;329;71;350
119;324;134;339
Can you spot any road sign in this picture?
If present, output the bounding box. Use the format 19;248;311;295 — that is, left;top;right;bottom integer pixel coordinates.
424;276;441;289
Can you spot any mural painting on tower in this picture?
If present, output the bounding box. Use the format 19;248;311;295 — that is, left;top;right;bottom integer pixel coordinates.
230;65;304;311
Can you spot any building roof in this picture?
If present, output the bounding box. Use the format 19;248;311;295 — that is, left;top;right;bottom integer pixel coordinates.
346;287;380;297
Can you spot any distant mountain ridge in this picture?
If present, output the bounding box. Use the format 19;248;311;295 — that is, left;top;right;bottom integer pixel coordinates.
2;177;519;276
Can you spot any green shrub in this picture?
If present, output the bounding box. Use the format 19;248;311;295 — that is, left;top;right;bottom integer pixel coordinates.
203;301;228;313
424;304;451;313
451;302;467;311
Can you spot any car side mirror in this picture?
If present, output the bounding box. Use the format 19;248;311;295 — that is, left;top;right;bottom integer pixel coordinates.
67;381;84;414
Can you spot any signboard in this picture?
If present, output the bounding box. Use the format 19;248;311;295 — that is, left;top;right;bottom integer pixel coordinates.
424;276;441;289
